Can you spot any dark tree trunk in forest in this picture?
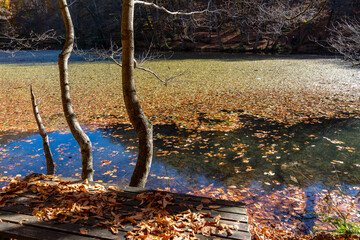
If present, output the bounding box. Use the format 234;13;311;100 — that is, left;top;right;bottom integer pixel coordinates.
30;86;55;175
58;0;94;181
122;0;153;188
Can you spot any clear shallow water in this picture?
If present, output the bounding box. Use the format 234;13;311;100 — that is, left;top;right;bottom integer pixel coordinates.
0;116;359;194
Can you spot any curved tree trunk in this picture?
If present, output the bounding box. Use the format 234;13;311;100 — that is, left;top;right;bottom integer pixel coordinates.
122;0;153;188
58;0;94;181
30;86;55;175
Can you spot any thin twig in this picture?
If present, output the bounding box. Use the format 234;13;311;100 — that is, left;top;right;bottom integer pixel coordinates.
134;1;215;15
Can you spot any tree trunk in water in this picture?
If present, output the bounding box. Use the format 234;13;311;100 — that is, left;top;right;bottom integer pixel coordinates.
30;86;55;175
58;0;94;181
122;0;153;188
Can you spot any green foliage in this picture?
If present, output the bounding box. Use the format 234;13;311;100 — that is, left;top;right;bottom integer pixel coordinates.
312;185;360;237
321;216;360;236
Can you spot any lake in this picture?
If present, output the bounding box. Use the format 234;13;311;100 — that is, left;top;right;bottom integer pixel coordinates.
1;115;359;194
0;51;359;234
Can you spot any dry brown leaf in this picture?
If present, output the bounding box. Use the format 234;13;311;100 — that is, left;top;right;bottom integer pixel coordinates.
79;228;88;234
110;226;119;235
209;205;221;209
201;198;211;204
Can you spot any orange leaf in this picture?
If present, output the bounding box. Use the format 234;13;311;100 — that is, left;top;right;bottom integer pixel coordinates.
201;198;211;204
110;226;119;234
209;205;221;209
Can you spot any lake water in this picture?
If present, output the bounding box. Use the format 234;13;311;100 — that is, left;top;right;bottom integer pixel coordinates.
1;116;359;194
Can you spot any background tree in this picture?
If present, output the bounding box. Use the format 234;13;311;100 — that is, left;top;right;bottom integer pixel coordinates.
327;17;360;67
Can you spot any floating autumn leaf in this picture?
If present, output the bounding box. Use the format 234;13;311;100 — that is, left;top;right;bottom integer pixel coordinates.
79;228;88;234
331;160;344;165
242;158;250;163
245;166;255;172
323;137;345;145
100;160;112;166
272;180;280;185
264;170;275;176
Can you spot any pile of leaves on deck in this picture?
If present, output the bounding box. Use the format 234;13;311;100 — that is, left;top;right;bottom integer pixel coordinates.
0;174;239;239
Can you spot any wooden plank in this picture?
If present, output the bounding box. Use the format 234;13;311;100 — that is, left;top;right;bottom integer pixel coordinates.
0;210;125;239
0;220;96;240
0;209;250;240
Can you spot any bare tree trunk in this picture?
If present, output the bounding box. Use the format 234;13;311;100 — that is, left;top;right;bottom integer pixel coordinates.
254;32;261;51
189;0;194;41
30;86;55;175
122;0;153;188
212;2;223;49
208;13;212;43
58;0;94;181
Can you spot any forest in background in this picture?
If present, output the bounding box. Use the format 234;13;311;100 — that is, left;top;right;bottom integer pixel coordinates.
0;0;360;54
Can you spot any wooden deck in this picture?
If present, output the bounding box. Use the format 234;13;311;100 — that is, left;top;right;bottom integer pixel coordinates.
0;175;251;240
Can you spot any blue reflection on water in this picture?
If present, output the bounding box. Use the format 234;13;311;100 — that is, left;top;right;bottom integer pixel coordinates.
0;130;217;191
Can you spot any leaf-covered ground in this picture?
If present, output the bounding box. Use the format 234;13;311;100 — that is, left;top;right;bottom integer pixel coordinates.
0;55;359;134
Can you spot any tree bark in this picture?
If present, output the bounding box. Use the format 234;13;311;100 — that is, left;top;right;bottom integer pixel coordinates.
122;0;153;188
30;86;55;175
213;2;223;49
58;0;94;181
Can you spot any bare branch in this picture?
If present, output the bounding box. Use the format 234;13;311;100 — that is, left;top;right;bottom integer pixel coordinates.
303;0;328;24
0;5;11;20
136;66;186;86
134;1;213;16
327;17;360;66
285;0;315;21
75;41;184;86
1;20;58;51
284;0;328;23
